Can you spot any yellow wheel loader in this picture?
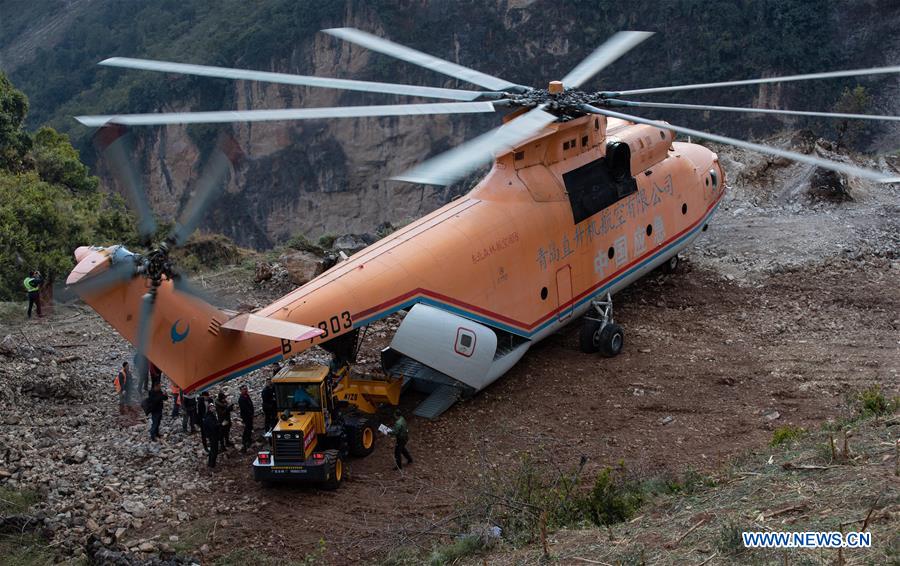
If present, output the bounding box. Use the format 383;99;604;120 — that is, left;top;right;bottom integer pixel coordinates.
253;363;400;489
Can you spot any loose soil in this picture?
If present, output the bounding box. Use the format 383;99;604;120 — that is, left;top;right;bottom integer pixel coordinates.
1;140;898;564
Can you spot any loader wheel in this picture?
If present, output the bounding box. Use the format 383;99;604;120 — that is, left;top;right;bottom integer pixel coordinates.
322;449;344;491
579;319;603;353
348;419;377;457
660;254;679;274
599;323;624;357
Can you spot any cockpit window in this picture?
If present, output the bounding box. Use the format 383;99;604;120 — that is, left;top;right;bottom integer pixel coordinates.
275;382;321;412
709;169;719;188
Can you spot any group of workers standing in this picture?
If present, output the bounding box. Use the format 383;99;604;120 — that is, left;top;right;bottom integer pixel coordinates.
115;361;413;472
115;362;275;470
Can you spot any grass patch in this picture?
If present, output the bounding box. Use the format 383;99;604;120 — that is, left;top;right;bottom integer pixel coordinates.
215;539;325;566
771;425;806;446
0;302;25;325
852;385;899;419
579;465;645;527
427;535;489;566
0;486;42;515
285;234;326;256
0;533;58;566
716;520;747;557
317;234;336;250
164;517;215;555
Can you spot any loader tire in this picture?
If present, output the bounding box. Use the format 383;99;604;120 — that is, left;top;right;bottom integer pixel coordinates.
322;449;344;491
579;319;603;354
599;323;624;357
347;418;377;457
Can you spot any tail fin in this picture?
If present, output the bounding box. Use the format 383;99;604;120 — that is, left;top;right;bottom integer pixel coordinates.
67;246;321;392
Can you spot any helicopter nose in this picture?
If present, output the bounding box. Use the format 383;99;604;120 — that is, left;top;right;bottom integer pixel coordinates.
74;246;93;263
66;247;109;285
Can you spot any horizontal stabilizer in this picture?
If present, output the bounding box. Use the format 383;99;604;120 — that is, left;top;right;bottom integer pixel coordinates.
221;313;324;341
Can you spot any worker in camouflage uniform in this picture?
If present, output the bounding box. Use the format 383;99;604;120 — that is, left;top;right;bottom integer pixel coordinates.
390;409;413;470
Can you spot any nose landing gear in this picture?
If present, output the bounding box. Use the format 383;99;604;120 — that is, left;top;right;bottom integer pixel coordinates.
579;292;624;357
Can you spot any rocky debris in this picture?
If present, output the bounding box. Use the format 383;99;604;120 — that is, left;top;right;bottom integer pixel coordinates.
332;233;370;255
278;250;326;286
808;168;852;202
0;334;17;357
86;535;198;566
254;261;274;283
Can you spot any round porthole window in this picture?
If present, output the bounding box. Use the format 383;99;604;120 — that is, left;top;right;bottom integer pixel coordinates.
646;224;653;236
607;246;615;259
540;287;548;300
682;203;688;215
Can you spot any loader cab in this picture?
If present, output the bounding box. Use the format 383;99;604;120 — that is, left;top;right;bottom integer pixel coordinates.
272;364;334;433
277;381;322;413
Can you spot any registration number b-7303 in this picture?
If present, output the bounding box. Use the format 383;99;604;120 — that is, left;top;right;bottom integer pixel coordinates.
316;311;352;339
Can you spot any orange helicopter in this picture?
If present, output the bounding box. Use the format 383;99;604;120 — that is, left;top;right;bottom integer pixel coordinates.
68;29;899;418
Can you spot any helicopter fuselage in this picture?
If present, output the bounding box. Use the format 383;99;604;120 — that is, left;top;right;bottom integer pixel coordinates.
68;114;724;399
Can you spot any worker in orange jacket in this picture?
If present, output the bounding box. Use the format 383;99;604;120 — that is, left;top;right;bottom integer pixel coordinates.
114;362;131;414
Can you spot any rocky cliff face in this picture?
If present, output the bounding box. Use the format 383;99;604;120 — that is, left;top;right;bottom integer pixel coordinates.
3;0;899;248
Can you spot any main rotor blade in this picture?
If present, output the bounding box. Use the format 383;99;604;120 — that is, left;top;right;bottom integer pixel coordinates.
323;27;524;92
611;99;900;122
393;105;558;186
169;135;244;247
171;272;219;306
93;126;157;242
69;256;138;296
610;65;900;97
76;101;498;127
99;57;494;101
562;31;654;88
582;104;899;183
133;291;157;388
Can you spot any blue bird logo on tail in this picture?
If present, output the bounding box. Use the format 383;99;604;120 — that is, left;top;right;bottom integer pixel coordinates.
171;319;190;343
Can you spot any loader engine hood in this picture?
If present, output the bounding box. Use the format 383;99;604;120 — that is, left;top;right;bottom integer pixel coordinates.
272;413;318;459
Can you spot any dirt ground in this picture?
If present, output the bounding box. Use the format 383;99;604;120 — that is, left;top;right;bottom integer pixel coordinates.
1;140;899;564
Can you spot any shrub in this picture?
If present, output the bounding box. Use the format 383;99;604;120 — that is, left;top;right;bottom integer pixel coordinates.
771;425;806;446
717;520;746;556
579;466;645;526
853;385;899;419
427;535;488;566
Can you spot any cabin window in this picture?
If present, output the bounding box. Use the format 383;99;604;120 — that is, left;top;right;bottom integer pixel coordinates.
514;151;525;161
594;118;599;129
710;169;719;187
581;135;589;147
562;153;638;225
563;141;570;150
455;328;476;357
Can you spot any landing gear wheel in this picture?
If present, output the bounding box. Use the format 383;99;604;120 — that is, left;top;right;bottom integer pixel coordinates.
322;449;344;490
348;419;377;457
660;254;679;274
579;319;604;353
598;323;624;357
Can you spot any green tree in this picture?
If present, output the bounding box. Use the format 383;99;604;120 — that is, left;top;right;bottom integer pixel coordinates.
0;72;32;172
833;85;872;149
30;127;99;193
0;75;135;300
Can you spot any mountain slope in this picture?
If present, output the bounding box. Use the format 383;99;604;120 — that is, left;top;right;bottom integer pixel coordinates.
1;0;898;247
